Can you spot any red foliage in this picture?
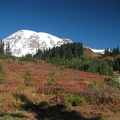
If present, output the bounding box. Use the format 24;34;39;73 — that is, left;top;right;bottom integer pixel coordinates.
0;59;105;93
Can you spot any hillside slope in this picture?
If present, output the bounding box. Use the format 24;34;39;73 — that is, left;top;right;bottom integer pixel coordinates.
84;48;101;58
0;59;119;120
0;59;105;92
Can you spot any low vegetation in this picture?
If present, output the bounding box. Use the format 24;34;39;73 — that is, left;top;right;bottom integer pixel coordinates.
0;63;5;74
23;70;32;86
0;58;119;120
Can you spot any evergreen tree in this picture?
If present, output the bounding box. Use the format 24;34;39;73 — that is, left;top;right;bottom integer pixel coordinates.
114;56;120;71
5;42;11;55
104;47;110;57
0;39;4;55
112;46;119;56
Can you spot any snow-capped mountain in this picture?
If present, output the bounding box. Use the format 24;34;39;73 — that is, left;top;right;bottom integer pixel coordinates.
3;30;72;57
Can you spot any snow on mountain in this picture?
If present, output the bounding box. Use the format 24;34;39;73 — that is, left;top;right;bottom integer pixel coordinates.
90;48;105;54
84;46;105;54
3;30;72;57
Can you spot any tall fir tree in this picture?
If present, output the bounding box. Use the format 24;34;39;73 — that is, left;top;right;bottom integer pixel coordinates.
5;42;11;55
0;39;4;55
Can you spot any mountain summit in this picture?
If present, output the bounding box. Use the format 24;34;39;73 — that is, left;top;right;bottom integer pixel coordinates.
3;30;72;57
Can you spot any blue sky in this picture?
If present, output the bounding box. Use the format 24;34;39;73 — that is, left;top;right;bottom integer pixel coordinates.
0;0;120;49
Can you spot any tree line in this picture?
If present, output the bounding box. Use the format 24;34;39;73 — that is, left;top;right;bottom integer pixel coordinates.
103;46;120;71
34;42;84;60
104;46;120;57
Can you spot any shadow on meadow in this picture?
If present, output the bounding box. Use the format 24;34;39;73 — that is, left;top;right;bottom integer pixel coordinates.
13;94;102;120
